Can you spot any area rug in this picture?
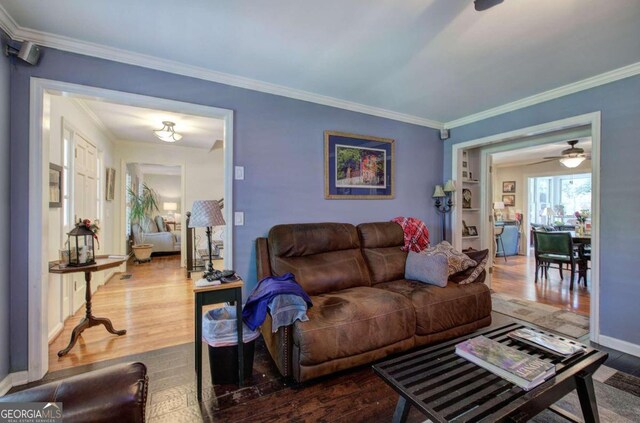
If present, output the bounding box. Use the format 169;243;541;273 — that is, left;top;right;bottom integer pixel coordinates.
492;292;589;338
532;365;640;423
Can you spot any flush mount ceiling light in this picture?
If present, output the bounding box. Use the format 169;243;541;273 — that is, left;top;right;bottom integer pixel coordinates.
153;121;182;142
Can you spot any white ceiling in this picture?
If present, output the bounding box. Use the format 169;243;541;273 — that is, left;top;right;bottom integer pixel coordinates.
492;138;592;166
77;99;224;149
1;1;639;124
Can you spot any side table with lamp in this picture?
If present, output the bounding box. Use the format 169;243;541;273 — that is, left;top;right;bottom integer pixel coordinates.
188;200;245;401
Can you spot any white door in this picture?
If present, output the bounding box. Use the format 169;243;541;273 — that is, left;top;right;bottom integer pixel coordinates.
71;134;98;312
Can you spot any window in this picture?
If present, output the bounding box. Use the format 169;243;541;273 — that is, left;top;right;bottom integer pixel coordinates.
529;173;591;225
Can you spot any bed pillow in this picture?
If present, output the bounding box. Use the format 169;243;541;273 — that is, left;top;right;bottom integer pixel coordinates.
405;251;449;287
421;241;477;275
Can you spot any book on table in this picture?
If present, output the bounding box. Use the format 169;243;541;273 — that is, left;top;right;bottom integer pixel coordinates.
508;328;584;357
455;336;555;391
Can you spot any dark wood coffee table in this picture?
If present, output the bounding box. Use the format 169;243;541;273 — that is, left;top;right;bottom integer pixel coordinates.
373;322;607;423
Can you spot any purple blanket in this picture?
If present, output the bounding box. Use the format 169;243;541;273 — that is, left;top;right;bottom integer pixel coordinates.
242;273;312;330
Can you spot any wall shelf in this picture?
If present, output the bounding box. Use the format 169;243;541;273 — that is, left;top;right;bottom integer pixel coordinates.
462;180;479;184
463;208;480;212
462;235;480;239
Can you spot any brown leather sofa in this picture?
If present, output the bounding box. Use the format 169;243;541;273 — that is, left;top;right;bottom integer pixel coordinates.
0;362;148;423
256;222;492;382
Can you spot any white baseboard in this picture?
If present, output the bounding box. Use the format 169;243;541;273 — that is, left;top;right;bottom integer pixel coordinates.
48;322;63;343
0;371;29;396
0;373;11;396
599;334;640;358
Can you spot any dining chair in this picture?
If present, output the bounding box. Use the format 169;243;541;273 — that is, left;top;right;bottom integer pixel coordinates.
533;231;587;290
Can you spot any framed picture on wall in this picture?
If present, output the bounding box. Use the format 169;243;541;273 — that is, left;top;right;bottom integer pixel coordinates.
502;181;516;193
324;131;394;199
49;163;62;208
106;167;116;201
502;194;515;207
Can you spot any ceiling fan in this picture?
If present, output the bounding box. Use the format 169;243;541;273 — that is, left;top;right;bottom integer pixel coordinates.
474;0;504;11
535;140;591;168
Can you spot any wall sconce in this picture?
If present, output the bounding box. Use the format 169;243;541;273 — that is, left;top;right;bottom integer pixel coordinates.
433;180;455;242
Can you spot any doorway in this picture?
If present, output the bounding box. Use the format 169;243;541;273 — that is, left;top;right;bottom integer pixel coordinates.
29;78;234;381
450;112;601;343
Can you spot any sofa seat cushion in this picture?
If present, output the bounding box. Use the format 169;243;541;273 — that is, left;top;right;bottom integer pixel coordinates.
376;279;491;336
293;287;415;366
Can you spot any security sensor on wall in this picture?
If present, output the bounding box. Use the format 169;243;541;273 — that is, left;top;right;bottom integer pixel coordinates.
4;40;41;65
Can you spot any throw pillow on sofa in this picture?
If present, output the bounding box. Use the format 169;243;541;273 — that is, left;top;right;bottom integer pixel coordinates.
449;249;489;284
421;241;476;275
405;251;449;287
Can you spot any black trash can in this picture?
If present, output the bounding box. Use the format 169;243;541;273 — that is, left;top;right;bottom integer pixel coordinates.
208;340;255;385
202;307;259;385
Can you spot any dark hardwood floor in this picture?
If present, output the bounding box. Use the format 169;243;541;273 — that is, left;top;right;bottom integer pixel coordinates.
14;312;640;422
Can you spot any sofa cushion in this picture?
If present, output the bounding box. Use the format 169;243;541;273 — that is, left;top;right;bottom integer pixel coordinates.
293;287;415;366
357;222;407;284
155;216;167;232
449;249;489;285
421;241;476;275
405;252;449;287
140;216;158;233
376;279;491;336
269;223;371;295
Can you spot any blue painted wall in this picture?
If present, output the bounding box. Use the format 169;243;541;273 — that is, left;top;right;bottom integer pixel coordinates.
444;75;640;346
0;36;11;383
9;48;443;371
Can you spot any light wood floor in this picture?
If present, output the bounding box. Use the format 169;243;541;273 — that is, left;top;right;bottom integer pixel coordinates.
48;255;220;373
491;252;590;316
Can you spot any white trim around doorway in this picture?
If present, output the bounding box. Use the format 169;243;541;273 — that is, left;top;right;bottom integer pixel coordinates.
28;77;235;382
450;112;601;344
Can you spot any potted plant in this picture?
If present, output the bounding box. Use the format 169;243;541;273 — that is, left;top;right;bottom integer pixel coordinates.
128;183;159;263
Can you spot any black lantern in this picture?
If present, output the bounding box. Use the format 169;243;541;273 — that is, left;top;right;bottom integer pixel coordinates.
67;219;96;267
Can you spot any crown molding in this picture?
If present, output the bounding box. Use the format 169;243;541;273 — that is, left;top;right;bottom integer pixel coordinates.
0;6;443;130
72;98;118;142
445;61;640;129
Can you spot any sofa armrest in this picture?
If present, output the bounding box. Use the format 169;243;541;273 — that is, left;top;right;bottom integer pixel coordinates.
0;362;148;423
260;313;293;378
256;237;272;281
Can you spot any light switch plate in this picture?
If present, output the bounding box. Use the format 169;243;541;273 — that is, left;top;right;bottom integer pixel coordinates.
234;166;245;180
234;211;244;226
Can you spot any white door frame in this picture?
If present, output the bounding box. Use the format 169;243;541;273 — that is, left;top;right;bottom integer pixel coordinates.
450;112;601;343
28;77;235;381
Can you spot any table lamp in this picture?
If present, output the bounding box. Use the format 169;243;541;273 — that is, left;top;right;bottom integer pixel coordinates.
188;200;225;280
163;202;178;220
493;201;505;222
542;207;554;225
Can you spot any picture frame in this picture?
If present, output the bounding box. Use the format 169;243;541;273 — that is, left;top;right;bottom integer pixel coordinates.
106;167;116;201
462;170;468;179
49;163;62;208
462;188;472;209
502;194;515;207
324;131;394;199
502;181;516;193
462;161;468;168
467;226;478;236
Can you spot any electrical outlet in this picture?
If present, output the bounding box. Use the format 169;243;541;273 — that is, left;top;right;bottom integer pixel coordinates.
234;211;244;226
234;166;245;180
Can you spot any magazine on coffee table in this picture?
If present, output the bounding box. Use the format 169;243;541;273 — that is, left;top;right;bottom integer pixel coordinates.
455;336;555;391
508;328;584;357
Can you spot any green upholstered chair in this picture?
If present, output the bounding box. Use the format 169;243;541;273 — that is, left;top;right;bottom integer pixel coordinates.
533;231;587;290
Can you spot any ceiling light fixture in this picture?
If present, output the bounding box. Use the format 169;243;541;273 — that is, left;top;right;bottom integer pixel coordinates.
559;156;586;168
153;121;182;142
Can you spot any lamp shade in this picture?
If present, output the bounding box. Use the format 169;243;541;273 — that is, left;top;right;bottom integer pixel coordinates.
493;201;505;210
443;180;456;193
163;202;178;211
188;200;225;228
432;185;445;198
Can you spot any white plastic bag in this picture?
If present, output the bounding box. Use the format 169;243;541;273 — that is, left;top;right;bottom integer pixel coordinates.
202;306;260;347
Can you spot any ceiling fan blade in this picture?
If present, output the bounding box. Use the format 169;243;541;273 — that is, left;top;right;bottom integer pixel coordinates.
474;0;504;11
543;156;563;160
527;159;555;166
209;139;223;152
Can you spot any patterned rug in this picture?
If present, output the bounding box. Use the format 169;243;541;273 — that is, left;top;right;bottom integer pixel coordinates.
532;365;640;422
492;292;589;338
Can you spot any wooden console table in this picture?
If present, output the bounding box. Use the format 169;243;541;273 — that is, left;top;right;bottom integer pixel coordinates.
49;255;128;357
